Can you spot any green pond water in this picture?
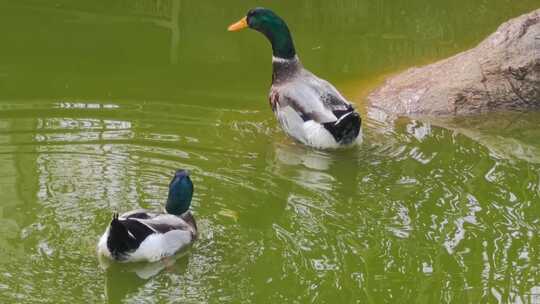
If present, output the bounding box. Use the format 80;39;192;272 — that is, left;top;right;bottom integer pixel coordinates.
1;1;540;303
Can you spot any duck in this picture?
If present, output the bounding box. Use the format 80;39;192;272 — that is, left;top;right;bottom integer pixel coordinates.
228;7;362;149
97;169;197;263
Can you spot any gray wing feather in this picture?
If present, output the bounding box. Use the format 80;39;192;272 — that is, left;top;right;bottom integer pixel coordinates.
274;71;351;123
133;214;193;234
119;209;155;219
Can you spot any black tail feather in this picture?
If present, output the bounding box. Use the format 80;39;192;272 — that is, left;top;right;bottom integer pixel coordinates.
323;111;361;145
106;212;154;261
107;213;135;260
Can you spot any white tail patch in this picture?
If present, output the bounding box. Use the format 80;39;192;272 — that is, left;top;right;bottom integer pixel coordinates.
303;121;339;149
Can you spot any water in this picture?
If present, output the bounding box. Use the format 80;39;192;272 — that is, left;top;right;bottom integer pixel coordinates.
0;1;539;303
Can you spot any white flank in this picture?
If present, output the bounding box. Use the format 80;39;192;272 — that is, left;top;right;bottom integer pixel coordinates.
275;106;307;143
274;105;340;149
128;230;193;263
302;120;340;149
97;227;112;258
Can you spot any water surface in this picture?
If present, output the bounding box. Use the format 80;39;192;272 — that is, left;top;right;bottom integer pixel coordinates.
0;1;539;303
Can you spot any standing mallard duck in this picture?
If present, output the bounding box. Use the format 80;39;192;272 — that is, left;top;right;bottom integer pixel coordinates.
97;170;197;263
228;7;361;149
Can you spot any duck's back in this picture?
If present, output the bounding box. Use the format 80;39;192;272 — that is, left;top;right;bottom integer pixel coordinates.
98;211;196;262
128;215;194;262
270;67;360;147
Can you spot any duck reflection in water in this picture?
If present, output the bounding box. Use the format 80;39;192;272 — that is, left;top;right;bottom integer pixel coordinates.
272;141;362;197
100;252;189;303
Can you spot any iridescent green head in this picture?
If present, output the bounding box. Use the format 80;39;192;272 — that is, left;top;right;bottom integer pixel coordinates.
228;7;296;59
166;169;193;215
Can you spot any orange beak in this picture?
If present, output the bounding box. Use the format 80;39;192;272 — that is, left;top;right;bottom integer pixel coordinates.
228;17;248;32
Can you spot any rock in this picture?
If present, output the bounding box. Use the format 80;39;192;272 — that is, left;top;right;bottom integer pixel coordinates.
367;9;540;117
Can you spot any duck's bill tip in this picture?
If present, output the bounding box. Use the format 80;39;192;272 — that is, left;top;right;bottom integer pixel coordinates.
228;17;248;32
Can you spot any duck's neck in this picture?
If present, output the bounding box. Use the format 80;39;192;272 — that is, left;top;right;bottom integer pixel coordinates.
272;56;302;84
255;16;301;83
260;22;296;60
166;177;193;215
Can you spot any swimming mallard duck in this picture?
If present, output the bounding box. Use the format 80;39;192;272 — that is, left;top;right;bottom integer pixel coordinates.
97;170;197;263
228;7;361;149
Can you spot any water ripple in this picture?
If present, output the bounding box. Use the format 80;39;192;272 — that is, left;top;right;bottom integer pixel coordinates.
0;100;539;303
